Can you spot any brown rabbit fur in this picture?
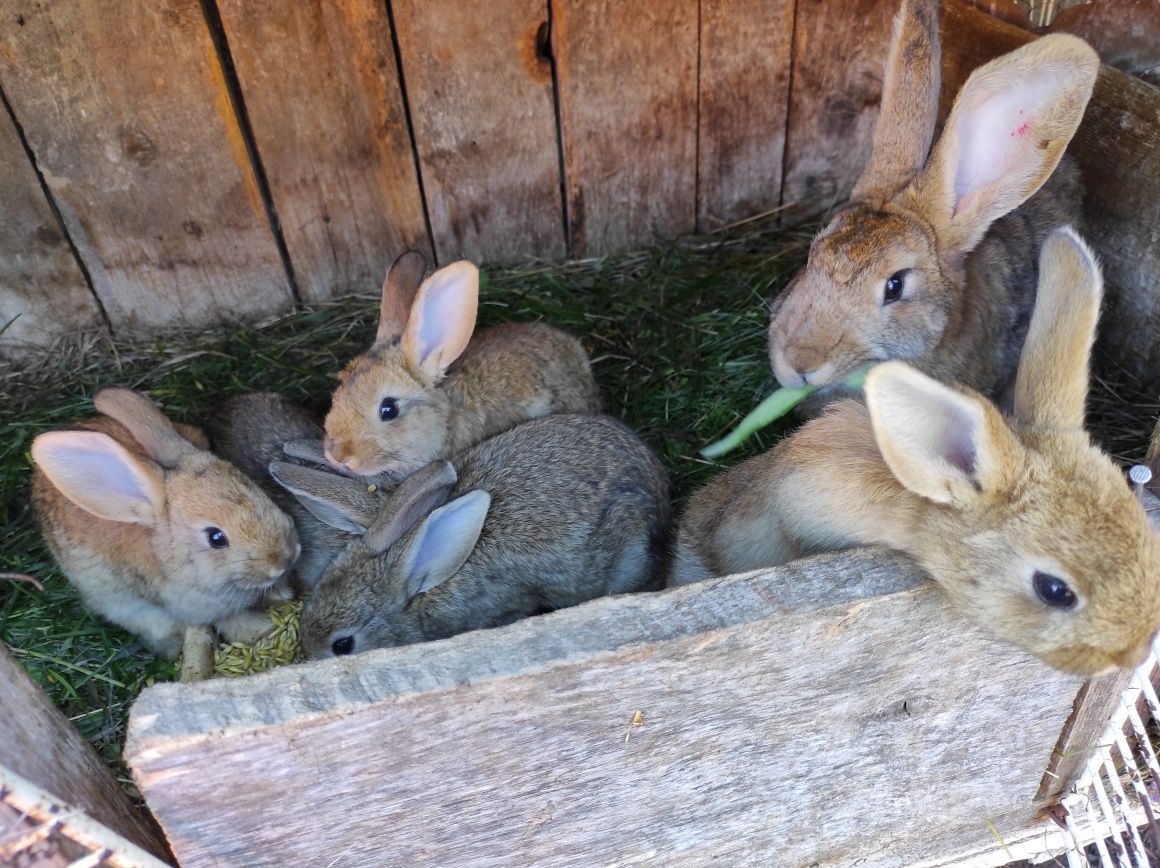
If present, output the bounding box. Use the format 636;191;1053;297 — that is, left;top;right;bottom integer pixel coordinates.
324;252;601;479
767;0;1098;411
31;389;300;658
676;229;1160;677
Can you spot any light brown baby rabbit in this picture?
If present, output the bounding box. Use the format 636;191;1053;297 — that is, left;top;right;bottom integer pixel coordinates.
30;389;301;659
676;228;1160;677
767;0;1098;410
324;251;601;478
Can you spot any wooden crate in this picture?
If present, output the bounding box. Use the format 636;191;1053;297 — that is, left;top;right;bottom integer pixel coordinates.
125;545;1144;866
0;643;172;866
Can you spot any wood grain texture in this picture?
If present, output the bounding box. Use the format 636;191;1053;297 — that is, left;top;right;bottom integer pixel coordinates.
553;0;699;257
214;0;430;303
0;644;170;860
0;102;105;352
0;0;293;333
779;0;896;220
128;548;1085;867
939;0;1160;394
390;0;562;264
697;0;795;231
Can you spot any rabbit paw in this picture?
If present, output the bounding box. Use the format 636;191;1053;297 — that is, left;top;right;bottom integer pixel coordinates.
216;609;276;645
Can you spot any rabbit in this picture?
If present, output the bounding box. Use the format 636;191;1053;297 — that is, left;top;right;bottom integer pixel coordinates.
273;414;671;657
323;250;602;479
30;388;301;659
766;0;1099;414
675;228;1160;678
201;392;391;590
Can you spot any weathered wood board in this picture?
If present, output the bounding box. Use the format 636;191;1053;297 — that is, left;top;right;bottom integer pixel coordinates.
0;0;293;332
779;0;896;219
553;0;699;257
939;0;1160;395
0;100;105;351
214;0;430;303
390;0;563;264
697;0;795;231
128;548;1083;867
0;644;170;860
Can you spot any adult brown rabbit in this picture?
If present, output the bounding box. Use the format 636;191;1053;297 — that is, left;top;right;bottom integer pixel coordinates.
767;0;1098;411
677;228;1160;678
323;251;601;479
276;414;671;658
30;389;300;658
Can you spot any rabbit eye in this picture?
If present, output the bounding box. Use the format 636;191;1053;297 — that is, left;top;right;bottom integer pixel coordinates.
1033;571;1077;610
205;527;230;549
379;397;400;422
331;636;355;655
883;270;908;305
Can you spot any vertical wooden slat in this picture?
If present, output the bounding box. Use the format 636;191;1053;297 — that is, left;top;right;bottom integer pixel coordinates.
697;0;795;231
779;0;896;220
214;0;430;303
0;102;105;351
390;0;563;265
0;0;293;333
553;0;699;258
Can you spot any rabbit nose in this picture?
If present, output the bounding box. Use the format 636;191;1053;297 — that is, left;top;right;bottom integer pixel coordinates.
323;437;350;469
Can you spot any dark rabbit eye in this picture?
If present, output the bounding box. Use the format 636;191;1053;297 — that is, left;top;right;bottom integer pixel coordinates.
379;397;400;422
205;527;229;549
883;270;908;305
331;636;355;655
1033;571;1077;610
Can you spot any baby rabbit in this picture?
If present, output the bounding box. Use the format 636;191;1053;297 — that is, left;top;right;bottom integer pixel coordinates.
30;389;300;659
202;392;385;590
767;0;1098;410
276;414;670;657
323;251;601;479
676;228;1160;678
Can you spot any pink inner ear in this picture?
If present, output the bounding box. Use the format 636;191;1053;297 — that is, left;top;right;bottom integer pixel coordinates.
410;264;477;369
933;412;978;480
33;433;156;521
951;73;1060;216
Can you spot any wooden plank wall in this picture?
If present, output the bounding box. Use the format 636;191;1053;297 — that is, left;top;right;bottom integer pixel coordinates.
3;0;1158;359
0;0;808;354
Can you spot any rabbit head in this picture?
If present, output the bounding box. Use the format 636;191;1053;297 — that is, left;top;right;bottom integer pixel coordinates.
864;229;1160;676
32;389;300;621
768;0;1099;395
324;252;479;479
271;458;466;657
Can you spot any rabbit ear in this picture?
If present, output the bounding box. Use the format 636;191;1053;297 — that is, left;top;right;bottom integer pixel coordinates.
282;438;330;466
911;34;1098;254
377;250;428;344
363;461;458;555
93;388;198;470
32;431;164;525
865;362;1018;505
268;461;381;534
398;490;490;599
850;0;941;203
401;261;479;381
1013;227;1102;431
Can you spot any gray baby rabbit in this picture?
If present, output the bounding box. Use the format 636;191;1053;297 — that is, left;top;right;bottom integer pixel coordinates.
274;414;671;657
